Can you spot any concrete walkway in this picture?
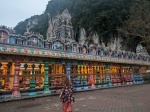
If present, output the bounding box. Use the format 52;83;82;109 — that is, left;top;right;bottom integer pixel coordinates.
0;84;150;112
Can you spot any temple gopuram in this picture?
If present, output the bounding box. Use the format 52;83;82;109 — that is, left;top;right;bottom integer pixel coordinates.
0;9;150;98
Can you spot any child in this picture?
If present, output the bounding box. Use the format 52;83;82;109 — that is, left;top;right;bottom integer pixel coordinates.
60;77;75;112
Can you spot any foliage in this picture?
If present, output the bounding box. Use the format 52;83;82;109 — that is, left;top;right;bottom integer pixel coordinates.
45;0;135;44
143;75;150;81
29;14;49;39
117;0;150;53
14;0;150;54
14;14;48;39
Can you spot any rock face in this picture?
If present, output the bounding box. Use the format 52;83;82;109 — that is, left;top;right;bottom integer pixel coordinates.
14;10;149;55
78;27;123;50
26;18;38;32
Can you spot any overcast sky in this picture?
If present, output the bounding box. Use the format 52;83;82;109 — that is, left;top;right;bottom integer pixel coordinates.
0;0;50;28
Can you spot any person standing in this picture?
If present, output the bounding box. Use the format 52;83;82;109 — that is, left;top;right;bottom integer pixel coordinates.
60;77;75;112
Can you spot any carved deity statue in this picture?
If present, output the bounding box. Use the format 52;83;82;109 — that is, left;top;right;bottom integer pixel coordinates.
93;48;96;55
0;32;5;42
67;31;71;38
66;19;70;25
73;45;77;52
32;38;37;45
82;47;87;53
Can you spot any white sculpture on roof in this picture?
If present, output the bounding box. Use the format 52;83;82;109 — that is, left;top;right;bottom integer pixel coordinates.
0;32;5;42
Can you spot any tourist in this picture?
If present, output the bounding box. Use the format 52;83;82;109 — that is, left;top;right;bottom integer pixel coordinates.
60;77;75;112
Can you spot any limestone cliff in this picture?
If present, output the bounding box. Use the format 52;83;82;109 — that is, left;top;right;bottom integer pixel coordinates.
78;28;123;51
14;0;150;54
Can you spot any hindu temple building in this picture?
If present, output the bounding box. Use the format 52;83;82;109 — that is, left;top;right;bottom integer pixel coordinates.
0;9;150;98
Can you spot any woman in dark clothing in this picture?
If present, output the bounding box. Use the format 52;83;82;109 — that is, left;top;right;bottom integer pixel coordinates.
60;77;75;112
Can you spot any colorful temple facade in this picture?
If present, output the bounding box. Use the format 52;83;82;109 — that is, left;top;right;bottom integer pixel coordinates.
0;9;150;98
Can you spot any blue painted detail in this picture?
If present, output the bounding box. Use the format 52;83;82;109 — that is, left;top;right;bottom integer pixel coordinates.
75;78;80;86
102;84;107;87
82;78;87;85
83;86;89;90
9;36;16;44
97;85;102;88
66;62;71;79
75;87;82;91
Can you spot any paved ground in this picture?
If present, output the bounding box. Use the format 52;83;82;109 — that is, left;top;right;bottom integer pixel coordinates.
0;84;150;112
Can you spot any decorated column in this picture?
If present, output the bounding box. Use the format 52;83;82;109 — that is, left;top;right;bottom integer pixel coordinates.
0;63;2;90
130;65;134;84
38;64;42;87
12;60;21;97
22;63;28;89
29;63;37;96
44;62;50;94
139;66;144;84
105;63;112;87
66;61;71;79
5;62;12;90
89;63;96;89
39;64;42;74
146;66;150;83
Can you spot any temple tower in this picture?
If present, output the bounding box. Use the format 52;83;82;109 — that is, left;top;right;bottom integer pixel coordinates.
136;44;149;56
52;9;74;40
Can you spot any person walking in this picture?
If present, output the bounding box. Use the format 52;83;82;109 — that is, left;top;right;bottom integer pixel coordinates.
60;77;75;112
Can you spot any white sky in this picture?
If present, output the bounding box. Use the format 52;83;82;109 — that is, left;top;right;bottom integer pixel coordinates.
0;0;50;28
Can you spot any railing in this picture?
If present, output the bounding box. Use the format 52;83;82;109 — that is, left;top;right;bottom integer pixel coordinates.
0;74;44;92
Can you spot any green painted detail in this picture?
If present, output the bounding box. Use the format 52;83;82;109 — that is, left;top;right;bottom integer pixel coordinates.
3;47;7;50
96;76;100;84
29;78;37;96
44;62;51;94
107;75;112;87
17;48;21;52
30;49;34;53
102;76;105;84
42;51;45;55
105;63;112;87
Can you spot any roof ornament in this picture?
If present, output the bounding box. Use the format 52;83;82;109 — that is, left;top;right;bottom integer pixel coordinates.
0;32;5;42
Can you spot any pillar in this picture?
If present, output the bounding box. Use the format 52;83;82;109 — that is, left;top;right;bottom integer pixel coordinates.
73;64;76;74
22;63;28;89
44;62;51;94
130;65;134;84
96;66;100;84
105;63;112;87
29;63;37;96
89;63;96;89
77;65;80;74
84;65;87;74
38;64;42;87
12;60;21;97
146;66;150;83
139;66;144;83
66;61;71;80
39;64;42;74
